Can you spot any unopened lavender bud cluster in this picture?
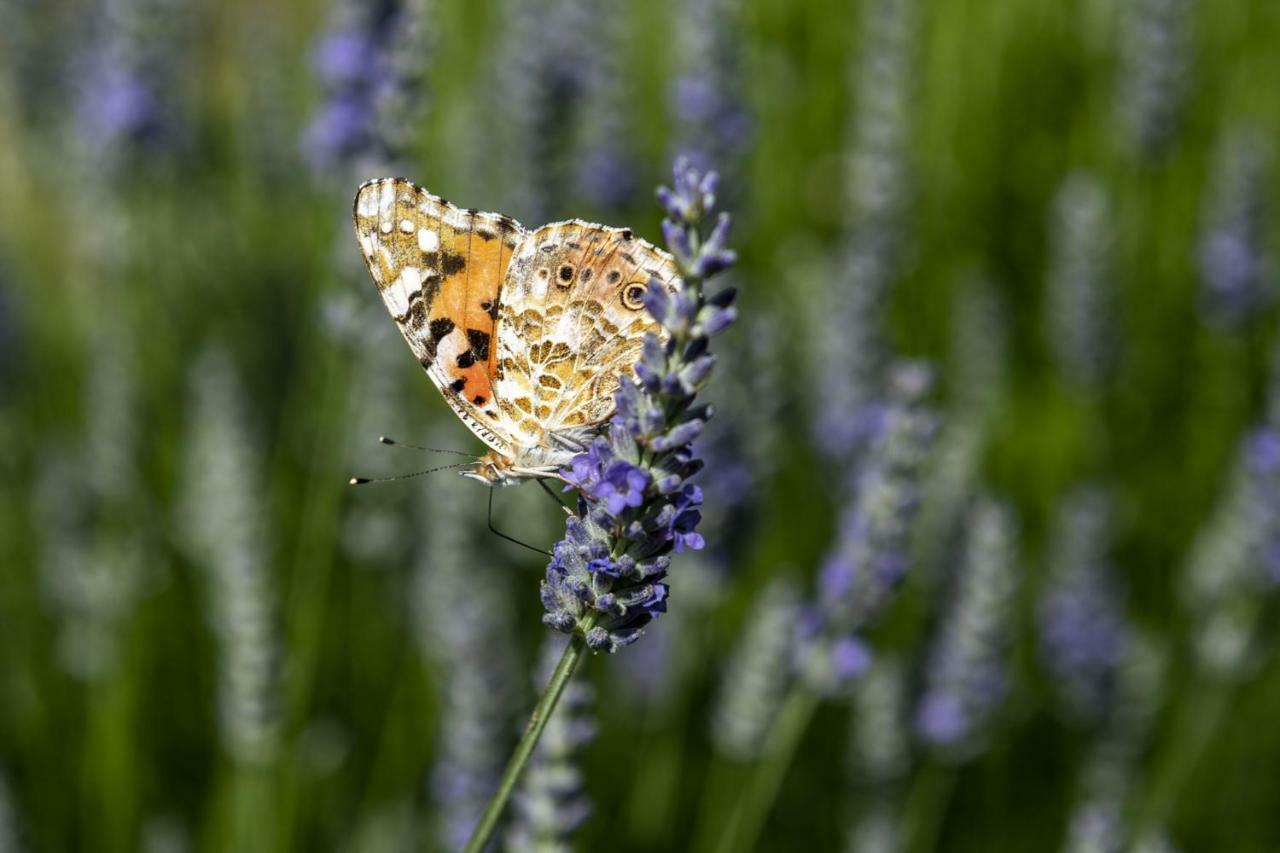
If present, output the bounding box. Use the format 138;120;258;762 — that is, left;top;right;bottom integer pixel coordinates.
541;158;737;653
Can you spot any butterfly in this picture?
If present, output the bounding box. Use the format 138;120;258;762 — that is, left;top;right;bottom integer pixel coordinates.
352;177;681;486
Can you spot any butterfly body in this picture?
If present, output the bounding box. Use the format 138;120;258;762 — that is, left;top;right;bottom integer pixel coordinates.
352;177;681;485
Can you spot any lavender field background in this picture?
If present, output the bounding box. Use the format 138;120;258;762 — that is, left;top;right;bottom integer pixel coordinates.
2;0;1280;850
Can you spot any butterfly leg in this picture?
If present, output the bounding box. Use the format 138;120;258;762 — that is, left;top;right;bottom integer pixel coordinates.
486;488;553;557
536;478;574;516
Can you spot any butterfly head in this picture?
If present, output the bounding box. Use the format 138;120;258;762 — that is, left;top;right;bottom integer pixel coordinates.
459;451;523;487
460;449;570;487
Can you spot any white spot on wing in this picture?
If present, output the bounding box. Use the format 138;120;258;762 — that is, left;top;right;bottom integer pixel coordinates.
380;221;393;234
386;274;410;315
399;219;414;234
388;266;421;316
378;180;396;218
357;187;379;217
443;208;473;229
418;228;439;252
401;266;421;300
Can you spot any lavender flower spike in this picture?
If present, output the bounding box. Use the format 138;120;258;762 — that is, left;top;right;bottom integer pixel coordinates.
540;157;738;653
1196;127;1274;328
710;579;801;761
916;497;1019;756
795;362;937;695
1038;488;1128;725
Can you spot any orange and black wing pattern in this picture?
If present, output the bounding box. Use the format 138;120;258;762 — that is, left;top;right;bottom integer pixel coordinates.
352;177;524;455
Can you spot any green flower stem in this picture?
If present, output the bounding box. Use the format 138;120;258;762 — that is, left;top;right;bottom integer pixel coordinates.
902;760;957;853
712;686;820;853
463;627;592;853
1139;602;1263;836
1137;682;1230;836
689;755;744;853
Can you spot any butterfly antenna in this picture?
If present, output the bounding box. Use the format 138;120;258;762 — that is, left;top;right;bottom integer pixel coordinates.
377;436;474;458
487;488;551;556
348;461;470;485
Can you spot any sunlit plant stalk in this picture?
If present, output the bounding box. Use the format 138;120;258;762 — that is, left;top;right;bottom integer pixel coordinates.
708;364;936;853
463;158;738;853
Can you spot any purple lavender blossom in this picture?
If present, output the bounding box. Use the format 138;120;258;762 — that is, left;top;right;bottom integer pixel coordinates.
1247;427;1280;586
303;0;431;175
1196;128;1273;327
916;498;1018;755
1118;0;1193;158
73;0;192;166
1038;488;1128;724
79;67;160;144
596;460;650;516
812;0;919;462
539;158;737;653
669;0;752;176
1184;389;1280;675
571;0;638;209
303;6;390;170
796;363;936;694
474;0;595;222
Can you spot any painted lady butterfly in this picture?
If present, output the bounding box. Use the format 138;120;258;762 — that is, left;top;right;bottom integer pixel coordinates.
353;177;681;485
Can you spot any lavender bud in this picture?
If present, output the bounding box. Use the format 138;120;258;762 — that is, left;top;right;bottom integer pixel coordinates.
1039;488;1128;724
1046;174;1114;389
916;498;1019;757
1117;0;1193;158
710;580;800;760
1196;127;1273;328
178;349;280;766
797;361;936;694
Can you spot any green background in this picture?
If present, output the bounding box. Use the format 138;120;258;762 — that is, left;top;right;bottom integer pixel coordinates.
1;0;1278;850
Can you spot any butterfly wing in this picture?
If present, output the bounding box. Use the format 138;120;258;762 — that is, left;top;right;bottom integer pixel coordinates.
493;221;682;450
353;177;524;455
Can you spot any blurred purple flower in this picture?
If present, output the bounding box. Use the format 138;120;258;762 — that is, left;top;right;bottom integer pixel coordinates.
578;148;635;210
1197;128;1273;327
569;0;639;209
314;30;378;84
916;693;967;745
669;0;753;175
80;68;160;143
1039;488;1128;724
72;0;193;165
303;0;430;174
1248;427;1280;585
811;0;918;461
796;363;936;694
